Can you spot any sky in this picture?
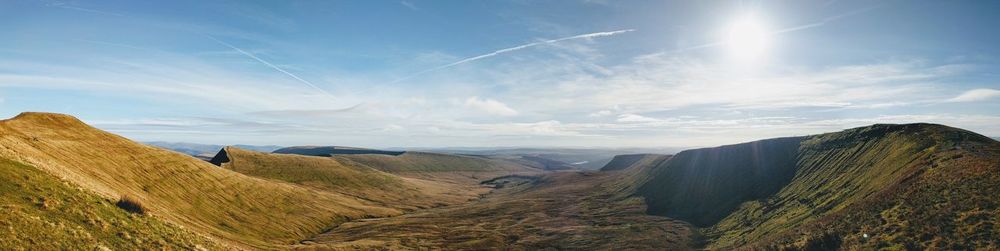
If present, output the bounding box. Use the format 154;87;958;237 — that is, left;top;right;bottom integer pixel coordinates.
1;0;999;148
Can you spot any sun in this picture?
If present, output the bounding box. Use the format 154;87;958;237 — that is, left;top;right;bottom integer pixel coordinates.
725;14;771;61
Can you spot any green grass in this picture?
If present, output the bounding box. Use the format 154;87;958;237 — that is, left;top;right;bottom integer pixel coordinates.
629;123;1000;250
0;159;219;250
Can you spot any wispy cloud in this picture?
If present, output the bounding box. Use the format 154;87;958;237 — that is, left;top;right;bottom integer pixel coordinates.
44;1;125;17
947;88;1000;102
400;1;418;10
205;35;334;97
393;29;635;83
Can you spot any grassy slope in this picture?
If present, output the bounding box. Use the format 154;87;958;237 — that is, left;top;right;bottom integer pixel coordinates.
737;124;1000;250
0;159;220;250
0;112;397;249
631;123;1000;250
218;147;486;211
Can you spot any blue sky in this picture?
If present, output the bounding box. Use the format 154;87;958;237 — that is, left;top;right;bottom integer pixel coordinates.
1;0;998;148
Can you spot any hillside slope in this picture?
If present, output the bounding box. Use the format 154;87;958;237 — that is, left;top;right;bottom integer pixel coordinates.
0;112;400;249
599;154;669;171
632;123;1000;250
0;158;220;250
214;147;489;211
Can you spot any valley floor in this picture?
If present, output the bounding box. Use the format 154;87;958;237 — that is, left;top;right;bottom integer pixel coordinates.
295;171;697;250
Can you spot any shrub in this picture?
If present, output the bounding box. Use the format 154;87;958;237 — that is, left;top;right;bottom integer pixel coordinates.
116;195;146;215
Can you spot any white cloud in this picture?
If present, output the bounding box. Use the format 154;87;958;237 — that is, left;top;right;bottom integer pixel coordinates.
588;110;612;117
616;113;661;122
947;88;1000;102
463;96;519;116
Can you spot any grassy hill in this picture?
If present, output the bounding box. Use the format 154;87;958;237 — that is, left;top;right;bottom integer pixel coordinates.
631;123;1000;249
330;151;542;186
0;158;220;250
214;147;491;211
272;146;404;156
0;112;401;249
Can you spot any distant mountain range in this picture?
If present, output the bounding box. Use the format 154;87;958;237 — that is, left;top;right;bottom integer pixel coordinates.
144;141;282;160
417;147;684;170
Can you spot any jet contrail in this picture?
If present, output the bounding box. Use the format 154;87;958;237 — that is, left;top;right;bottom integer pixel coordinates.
773;4;883;34
206;35;333;97
392;29;636;83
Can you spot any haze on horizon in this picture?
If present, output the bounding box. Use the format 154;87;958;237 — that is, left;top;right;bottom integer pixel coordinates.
1;0;998;148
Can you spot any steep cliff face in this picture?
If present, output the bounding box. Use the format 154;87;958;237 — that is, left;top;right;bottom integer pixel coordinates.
636;136;804;227
631;123;1000;249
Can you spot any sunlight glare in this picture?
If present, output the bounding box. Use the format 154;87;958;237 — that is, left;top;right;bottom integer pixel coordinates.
726;14;771;61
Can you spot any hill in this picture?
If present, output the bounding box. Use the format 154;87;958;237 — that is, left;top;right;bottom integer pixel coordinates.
599;154;669;171
145;141;281;159
0;112;407;249
212;147;492;211
632;123;1000;249
422;147;681;170
273;146;404;156
0;158;220;250
330;151;542;186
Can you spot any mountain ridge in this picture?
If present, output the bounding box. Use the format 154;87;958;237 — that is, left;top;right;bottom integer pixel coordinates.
628;123;1000;249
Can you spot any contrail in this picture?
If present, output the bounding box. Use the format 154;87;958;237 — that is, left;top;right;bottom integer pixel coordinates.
46;2;125;17
773;4;883;34
392;29;635;83
206;35;334;97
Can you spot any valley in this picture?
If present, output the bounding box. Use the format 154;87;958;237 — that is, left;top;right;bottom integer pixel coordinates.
1;112;998;250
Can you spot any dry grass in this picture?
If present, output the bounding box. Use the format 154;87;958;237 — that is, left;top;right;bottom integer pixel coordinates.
0;112;400;249
218;147;503;212
300;171;697;250
116;195;147;215
0;159;219;250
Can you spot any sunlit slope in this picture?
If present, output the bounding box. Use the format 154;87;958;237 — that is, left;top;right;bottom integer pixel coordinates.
0;158;220;250
216;147;486;211
0;112;397;248
734;124;1000;250
632;123;1000;249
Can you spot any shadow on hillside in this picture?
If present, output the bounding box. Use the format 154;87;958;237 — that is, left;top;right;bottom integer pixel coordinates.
636;136;804;227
